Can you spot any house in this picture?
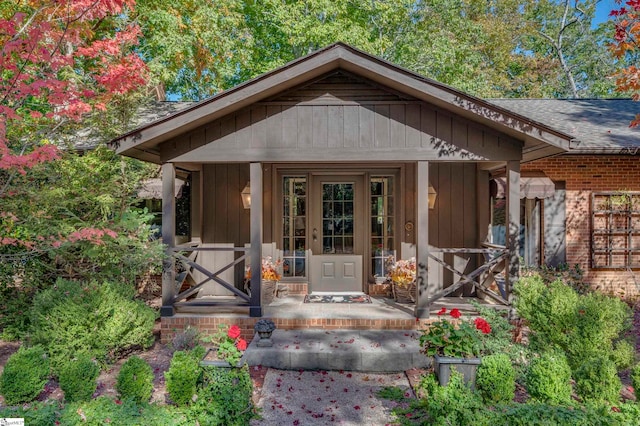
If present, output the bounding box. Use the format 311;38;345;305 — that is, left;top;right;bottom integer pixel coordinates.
110;43;639;342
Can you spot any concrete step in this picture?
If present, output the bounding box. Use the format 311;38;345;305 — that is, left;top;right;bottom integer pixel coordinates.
244;329;431;372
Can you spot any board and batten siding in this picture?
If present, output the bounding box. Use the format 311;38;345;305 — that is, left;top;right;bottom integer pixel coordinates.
159;72;522;164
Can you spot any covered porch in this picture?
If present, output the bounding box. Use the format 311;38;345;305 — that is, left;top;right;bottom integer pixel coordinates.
110;44;572;339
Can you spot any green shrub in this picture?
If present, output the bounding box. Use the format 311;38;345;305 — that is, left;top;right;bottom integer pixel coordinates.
514;275;579;353
28;279;156;368
476;353;515;404
412;372;493;425
0;345;50;405
189;365;255;425
514;273;631;370
631;362;640;401
525;351;572;404
574;356;621;404
165;349;202;406
567;292;631;366
116;356;154;404
612;339;636;370
58;354;100;402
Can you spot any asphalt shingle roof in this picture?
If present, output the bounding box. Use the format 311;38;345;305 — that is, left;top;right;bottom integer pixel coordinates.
489;99;640;154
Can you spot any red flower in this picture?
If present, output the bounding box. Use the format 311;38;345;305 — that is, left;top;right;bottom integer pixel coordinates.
228;324;241;339
235;338;248;351
437;307;447;316
449;308;461;319
474;317;491;334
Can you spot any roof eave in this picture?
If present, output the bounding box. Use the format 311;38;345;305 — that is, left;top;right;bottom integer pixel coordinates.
110;43;572;161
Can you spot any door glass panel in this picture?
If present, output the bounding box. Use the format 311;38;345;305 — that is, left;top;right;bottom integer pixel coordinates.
370;177;395;279
282;177;307;277
322;183;354;254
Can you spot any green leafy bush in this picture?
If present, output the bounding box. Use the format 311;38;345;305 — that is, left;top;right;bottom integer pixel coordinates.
58;354;100;402
612;339;636;370
189;365;255;425
165;349;202;406
514;273;631;370
28;279;156;368
412;372;492;425
514;275;579;353
476;353;515;404
632;363;640;402
0;345;50;405
0;147;162;340
525;351;572;404
574;356;621;404
116;356;154;404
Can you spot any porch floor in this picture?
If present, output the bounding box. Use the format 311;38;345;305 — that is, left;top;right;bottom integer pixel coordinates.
174;293;507;318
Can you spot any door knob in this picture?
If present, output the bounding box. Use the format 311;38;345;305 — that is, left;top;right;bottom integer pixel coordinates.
313;228;318;241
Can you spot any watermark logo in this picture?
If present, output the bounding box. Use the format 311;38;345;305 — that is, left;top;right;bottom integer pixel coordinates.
0;419;24;426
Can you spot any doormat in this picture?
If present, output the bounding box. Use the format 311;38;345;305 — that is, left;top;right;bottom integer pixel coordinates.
303;294;372;304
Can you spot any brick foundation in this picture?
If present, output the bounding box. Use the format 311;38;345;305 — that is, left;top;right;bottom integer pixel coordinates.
161;315;432;345
525;155;640;299
279;282;308;295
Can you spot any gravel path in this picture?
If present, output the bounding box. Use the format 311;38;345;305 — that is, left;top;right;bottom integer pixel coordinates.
251;369;414;425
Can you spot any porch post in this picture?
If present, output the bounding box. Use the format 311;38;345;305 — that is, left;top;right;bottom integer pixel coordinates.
505;160;521;301
249;162;263;317
415;161;430;318
160;163;176;317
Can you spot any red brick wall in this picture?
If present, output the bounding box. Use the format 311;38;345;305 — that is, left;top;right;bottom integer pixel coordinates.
524;155;640;299
161;315;433;345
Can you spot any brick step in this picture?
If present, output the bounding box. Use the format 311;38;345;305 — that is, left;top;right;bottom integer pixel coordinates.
243;329;430;372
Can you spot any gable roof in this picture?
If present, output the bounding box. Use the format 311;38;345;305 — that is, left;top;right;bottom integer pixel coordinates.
490;99;640;155
110;43;573;163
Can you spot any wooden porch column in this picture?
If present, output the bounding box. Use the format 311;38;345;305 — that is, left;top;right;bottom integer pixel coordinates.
190;171;202;241
160;163;176;317
505;160;521;301
415;161;430;318
249;162;263;317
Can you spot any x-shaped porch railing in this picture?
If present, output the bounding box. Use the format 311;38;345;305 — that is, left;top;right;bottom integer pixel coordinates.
426;244;509;306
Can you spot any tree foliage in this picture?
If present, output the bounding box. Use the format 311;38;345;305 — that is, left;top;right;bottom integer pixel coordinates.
0;0;147;183
132;0;625;101
0;1;159;339
611;0;640;125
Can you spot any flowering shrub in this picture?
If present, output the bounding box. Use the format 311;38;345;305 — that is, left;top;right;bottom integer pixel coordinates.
245;256;282;281
420;308;492;358
386;256;416;288
203;324;248;366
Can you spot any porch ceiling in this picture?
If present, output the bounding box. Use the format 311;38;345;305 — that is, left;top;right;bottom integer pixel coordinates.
109;43;572;164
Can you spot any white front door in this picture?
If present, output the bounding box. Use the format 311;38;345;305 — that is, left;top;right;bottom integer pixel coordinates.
310;175;364;292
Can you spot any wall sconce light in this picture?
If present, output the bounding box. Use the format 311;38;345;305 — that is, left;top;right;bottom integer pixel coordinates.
428;184;437;209
241;183;251;209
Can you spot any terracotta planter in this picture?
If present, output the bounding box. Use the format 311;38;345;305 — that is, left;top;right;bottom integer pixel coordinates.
392;281;416;303
434;354;481;389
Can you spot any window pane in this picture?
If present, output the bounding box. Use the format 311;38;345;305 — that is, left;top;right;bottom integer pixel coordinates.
282;177;307;277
